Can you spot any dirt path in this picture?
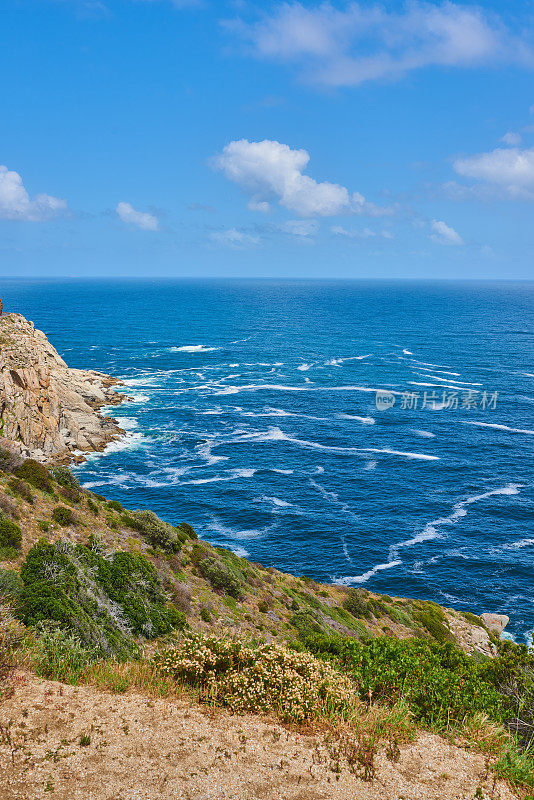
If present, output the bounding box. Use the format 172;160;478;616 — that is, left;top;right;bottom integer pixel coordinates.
0;671;517;800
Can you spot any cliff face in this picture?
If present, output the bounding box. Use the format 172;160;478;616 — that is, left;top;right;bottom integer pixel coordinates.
0;313;125;463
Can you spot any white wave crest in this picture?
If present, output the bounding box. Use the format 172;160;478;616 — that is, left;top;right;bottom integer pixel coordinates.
411;429;436;438
170;345;219;353
337;414;375;424
462;421;534;435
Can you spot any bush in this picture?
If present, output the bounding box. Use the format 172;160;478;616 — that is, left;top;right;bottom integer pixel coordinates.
0;518;22;550
342;589;372;619
8;478;34;504
178;522;197;539
0;447;22;474
415;609;454;643
196;556;244;600
200;607;211;623
258;600;269;613
301;634;505;729
52;466;80;490
31;622;100;683
0;603;25;686
0;569;23;602
86;499;99;516
17;539;186;655
58;486;81;505
129;510;180;552
155;632;357;723
52;506;74;527
14;459;52;492
106;500;123;512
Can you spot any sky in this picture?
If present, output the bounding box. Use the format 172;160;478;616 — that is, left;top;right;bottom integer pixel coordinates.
1;0;534;279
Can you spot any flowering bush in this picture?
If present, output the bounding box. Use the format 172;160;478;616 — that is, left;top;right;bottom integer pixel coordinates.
154;632;357;723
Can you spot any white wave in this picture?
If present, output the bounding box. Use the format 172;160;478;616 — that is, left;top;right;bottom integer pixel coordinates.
271;468;294;474
403;349;413;355
196;440;229;465
229;545;249;558
209;517;275;540
309;478;359;523
520;372;534;378
181;468;257;485
416;373;483;386
325;354;371;366
122;375;160;387
409;381;471;391
116;416;138;431
336;560;402;586
102;431;144;455
170;345;219;353
128;393;150;404
337;483;522;586
209;383;403;397
461;421;534;435
337;414;375;424
254;495;294;508
411;429;436;438
297;363;313;371
502;538;534;550
410;360;453;369
363;460;377;470
418;367;461;377
213;426;438;460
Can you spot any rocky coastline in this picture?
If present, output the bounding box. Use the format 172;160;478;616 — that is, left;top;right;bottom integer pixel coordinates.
0;311;127;464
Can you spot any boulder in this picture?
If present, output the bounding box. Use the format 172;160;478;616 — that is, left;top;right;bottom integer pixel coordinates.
480;613;509;635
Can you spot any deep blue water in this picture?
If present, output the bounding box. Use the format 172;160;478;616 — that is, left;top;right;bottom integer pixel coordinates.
2;279;533;642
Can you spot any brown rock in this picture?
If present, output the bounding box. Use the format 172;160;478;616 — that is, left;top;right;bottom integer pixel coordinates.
480;613;510;635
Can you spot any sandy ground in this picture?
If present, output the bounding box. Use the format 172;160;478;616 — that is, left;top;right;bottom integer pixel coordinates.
0;671;517;800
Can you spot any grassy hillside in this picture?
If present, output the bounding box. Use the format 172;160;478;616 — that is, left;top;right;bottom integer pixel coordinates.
1;451;534;796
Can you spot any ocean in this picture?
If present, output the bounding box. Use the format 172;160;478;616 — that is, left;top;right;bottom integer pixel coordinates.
3;278;533;642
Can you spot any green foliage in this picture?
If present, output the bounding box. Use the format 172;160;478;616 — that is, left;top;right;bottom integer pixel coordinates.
178;522;197;539
106;499;123;512
8;477;34;504
196;554;244;600
0;491;19;518
14;459;52;492
31;622;100;683
128;510;180;552
52;466;80;490
86;499;99;516
301;634;505;729
0;447;22;473
415;609;454;643
200;607;211;623
0;517;22;549
342;589;371;619
16;539;186;657
258;600;269;613
38;520;49;532
52;506;74;527
0;568;23;601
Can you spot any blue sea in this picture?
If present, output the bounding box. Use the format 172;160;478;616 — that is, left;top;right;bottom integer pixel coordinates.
3;279;533;642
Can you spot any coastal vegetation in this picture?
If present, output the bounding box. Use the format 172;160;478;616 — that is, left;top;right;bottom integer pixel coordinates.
0;451;533;794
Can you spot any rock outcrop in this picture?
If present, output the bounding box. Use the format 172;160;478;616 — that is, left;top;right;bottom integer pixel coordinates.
0;312;126;463
481;613;510;635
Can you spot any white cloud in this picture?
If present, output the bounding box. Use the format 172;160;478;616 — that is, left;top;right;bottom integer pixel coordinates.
116;201;159;231
210;228;260;248
453;146;534;198
0;165;67;221
227;2;534;88
282;219;319;236
213;139;388;217
332;225;392;239
501;131;522;146
430;219;464;245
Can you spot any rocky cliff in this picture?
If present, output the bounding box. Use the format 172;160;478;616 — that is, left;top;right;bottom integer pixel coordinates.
0;313;126;463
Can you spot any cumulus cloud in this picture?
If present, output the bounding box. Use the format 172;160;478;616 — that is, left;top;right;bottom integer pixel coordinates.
226;2;534;88
210;228;260;248
501;131;522;146
116;201;159;231
213;139;389;217
332;225;393;239
430;219;464;245
0;165;67;221
453;146;534;198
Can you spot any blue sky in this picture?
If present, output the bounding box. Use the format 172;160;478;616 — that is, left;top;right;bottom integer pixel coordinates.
1;0;534;278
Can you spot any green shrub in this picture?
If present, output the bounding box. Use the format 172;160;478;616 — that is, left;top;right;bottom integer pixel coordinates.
86;499;99;516
196;556;244;600
52;466;80;490
155;632;357;723
0;569;23;602
17;539;186;656
38;520;49;532
0;518;22;549
129;510;180;552
342;589;371;619
58;486;81;505
106;500;123;512
200;607;211;623
8;478;34;504
31;622;100;683
301;634;505;729
0;491;19;518
178;522;197;539
415;604;454;643
14;459;52;492
0;447;22;473
258;600;269;613
52;506;74;527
